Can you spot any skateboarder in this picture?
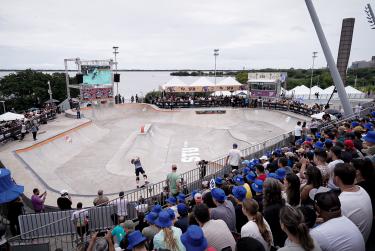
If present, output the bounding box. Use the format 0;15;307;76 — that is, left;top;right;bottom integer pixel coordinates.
131;157;148;188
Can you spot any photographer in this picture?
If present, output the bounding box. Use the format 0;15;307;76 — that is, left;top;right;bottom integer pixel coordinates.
197;160;208;179
57;189;72;210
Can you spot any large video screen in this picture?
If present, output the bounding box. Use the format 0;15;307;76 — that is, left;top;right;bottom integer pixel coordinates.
81;65;112;85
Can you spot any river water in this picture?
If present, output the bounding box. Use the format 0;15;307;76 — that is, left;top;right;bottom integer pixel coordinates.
0;71;227;99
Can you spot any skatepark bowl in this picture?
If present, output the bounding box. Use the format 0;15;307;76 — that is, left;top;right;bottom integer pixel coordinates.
15;104;301;196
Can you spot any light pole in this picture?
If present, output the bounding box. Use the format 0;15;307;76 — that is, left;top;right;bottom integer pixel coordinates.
113;46;119;96
47;81;53;102
0;101;5;114
309;51;318;100
214;49;219;85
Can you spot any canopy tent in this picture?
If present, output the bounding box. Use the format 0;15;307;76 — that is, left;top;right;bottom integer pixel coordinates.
217;77;242;86
290;85;310;94
190;77;215;86
0;168;24;204
345;85;363;94
310;85;324;94
210;91;233;96
322;85;335;94
0;112;25;122
162;77;187;89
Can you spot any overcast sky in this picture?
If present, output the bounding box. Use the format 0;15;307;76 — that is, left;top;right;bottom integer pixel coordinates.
0;0;374;70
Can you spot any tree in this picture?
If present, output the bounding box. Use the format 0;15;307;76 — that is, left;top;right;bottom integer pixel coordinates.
235;71;248;84
0;69;78;112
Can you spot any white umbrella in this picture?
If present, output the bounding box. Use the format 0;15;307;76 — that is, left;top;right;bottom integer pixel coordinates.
0;112;25;122
311;112;336;120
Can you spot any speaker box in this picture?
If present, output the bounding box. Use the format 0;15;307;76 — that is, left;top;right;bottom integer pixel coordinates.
114;73;120;82
76;74;83;84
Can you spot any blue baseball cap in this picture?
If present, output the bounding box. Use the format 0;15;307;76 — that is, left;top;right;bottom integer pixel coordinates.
364;123;374;131
276;168;286;180
233;175;244;185
267;173;279;180
166;197;177;205
363;131;375;144
155;211;173;228
181;225;208;251
232;186;247;202
251;179;264;193
314;141;324;150
127;230;147;250
351;121;360;128
177;203;188;216
246;171;257;182
324;139;333;144
166;208;175;220
151;204;162;214
306;136;313;142
211;188;226;202
243;167;250;175
371;111;375;117
215;177;224;185
242;159;250;165
295;139;303;145
145;212;158;224
177;193;186;203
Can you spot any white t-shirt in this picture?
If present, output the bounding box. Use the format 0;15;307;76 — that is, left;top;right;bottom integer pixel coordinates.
241;219;273;251
339;187;373;242
294;125;302;137
278;238;322;251
110;198;128;217
228;148;242;166
327;159;344;189
310;216;365;251
135;203;148;213
71;209;89;227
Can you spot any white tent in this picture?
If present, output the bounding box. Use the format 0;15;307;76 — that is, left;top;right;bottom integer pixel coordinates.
190;77;214;86
310;85;324;94
217;77;242;86
345;85;363;94
290;85;310;94
0;112;25;122
311;112;336;120
162;77;187;89
322;86;335;94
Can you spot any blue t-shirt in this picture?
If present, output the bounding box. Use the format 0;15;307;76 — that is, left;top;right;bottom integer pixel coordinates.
112;225;125;245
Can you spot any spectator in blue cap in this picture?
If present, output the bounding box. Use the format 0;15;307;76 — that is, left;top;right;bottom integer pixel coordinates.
233;175;245;185
153;211;186;251
166;196;177;206
180;225;208;251
277;157;293;175
351;121;360;128
246;171;257;182
232;186;248;233
167;208;176;223
314;141;325;150
142;212;159;244
275;168;286;181
127;230;147;251
364;123;374;131
214;177;224;187
175;203;189;233
210;188;236;232
243;167;250;175
251;179;263;194
363;131;375;156
151;204;162;214
177;193;186;204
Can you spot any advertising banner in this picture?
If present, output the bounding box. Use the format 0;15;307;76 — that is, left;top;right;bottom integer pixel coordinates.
165;85;247;93
81;87;113;100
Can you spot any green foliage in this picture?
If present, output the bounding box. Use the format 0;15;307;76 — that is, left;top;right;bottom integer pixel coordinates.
144;90;162;103
0;69;79;112
235;71;248;84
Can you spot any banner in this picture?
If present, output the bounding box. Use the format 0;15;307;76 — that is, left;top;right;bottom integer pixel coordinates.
248;72;287;82
165;85;247;93
81;87;113;100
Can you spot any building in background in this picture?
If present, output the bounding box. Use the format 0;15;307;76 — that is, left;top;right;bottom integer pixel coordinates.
351;56;375;69
247;72;287;98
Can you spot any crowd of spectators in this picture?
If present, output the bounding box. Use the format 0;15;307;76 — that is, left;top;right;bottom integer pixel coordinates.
2;104;375;251
0;104;57;143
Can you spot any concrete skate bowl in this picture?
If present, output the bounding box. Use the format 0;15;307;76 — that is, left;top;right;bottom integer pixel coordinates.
15;104;301;196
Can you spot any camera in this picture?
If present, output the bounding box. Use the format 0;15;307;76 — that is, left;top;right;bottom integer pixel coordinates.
96;229;109;237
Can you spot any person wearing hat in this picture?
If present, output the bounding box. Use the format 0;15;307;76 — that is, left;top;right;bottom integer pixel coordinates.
225;143;243;170
142;212;159;244
343;139;363;159
153;211;186;251
119;220;139;250
362;131;375;157
127;230;148;251
214;176;224;188
177;193;186;204
180;225;211;251
57;189;72;210
193;204;236;251
166;196;179;217
233;175;245;186
174;203;189;233
309;189;365;251
259;156;269;169
210;188;236;232
231;186;248;233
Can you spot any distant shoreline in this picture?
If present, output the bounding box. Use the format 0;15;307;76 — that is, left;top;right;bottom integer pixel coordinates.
0;69;245;72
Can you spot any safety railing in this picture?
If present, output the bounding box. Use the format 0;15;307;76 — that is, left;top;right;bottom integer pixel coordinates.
286;93;367;100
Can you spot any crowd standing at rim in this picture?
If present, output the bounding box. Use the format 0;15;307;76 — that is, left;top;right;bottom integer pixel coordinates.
2;108;375;251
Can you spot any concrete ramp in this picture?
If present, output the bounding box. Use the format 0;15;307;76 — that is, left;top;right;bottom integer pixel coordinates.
14;105;303;195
